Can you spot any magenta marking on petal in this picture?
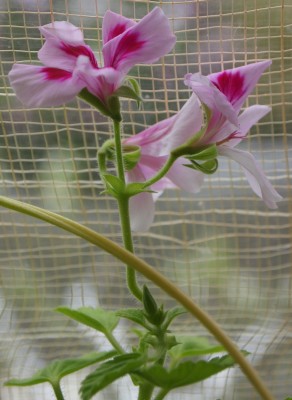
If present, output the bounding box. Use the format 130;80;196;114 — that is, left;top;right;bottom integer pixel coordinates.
61;43;98;68
41;67;72;81
107;23;128;41
111;31;146;68
211;71;245;106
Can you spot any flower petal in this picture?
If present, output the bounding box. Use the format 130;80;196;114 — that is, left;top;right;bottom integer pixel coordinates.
38;22;98;71
8;64;85;107
184;73;239;128
102;11;136;45
166;157;205;193
218;146;282;208
129;191;155;231
209;60;272;112
75;56;123;104
103;7;176;73
227;105;271;147
126;165;155;231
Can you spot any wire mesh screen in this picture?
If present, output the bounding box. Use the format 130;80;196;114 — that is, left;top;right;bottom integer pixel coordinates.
0;0;291;399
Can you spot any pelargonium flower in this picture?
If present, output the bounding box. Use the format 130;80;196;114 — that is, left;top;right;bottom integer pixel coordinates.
125;61;282;231
8;7;176;109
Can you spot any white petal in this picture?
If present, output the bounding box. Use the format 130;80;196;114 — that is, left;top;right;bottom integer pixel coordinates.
129;192;155;231
167;157;205;193
218;146;282;208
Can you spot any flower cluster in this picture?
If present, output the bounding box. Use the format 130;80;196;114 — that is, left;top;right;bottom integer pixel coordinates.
8;8;282;231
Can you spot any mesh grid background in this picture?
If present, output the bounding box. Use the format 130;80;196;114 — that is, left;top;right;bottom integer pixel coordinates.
0;0;291;399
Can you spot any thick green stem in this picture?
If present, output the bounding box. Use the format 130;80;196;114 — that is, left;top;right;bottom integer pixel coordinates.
113;119;143;301
113;119;126;184
153;388;169;400
52;382;66;400
138;383;155;400
0;196;275;400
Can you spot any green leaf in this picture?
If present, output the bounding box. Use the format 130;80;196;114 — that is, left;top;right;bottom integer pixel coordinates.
80;353;146;400
162;306;187;330
56;307;119;336
168;336;225;362
5;351;117;387
140;355;237;390
116;308;148;328
125;182;155;197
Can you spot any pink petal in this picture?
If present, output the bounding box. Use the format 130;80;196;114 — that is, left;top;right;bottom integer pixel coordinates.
126;165;156;231
129;191;155;231
218;146;282;208
185;73;239;128
38;22;98;71
209;60;272;112
166;157;205;193
102;11;136;45
75;56;123;104
102;7;176;73
125;116;176;155
227;105;271;147
161;94;203;153
8;64;85;107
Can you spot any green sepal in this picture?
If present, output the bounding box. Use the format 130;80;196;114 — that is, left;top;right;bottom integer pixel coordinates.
80;353;146;400
161;306;187;330
184;158;218;174
138;355;240;390
122;144;141;171
125;182;156;198
168;336;225;363
187;143;218;161
56;306;119;336
102;174;126;197
78;89;121;122
114;83;143;103
5;351;117;388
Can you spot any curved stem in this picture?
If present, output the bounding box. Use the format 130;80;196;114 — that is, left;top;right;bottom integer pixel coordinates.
113;119;143;301
138;382;155;400
141;154;176;189
153;388;169;400
0;196;275;400
106;330;125;354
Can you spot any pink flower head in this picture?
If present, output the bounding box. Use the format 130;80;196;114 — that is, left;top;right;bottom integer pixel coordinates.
8;8;176;108
125;61;282;231
185;61;282;209
124;95;204;231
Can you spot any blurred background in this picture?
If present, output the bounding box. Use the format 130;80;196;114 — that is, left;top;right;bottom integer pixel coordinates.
0;0;291;399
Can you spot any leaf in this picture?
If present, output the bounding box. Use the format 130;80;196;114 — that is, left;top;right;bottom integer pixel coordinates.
56;307;119;336
184;158;218;175
116;308;148;328
162;306;187;329
80;353;146;400
168;336;225;362
140;355;237;390
188;144;218;161
5;351;117;387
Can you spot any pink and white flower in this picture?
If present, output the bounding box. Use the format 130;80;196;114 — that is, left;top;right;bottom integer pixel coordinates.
125;61;282;231
8;8;176;108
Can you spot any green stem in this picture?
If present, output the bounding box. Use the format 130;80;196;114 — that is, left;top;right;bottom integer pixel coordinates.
52;382;66;400
141;154;176;189
0;196;275;400
153;388;169;400
113;119;143;301
138;383;155;400
113;119;126;184
106;330;125;354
